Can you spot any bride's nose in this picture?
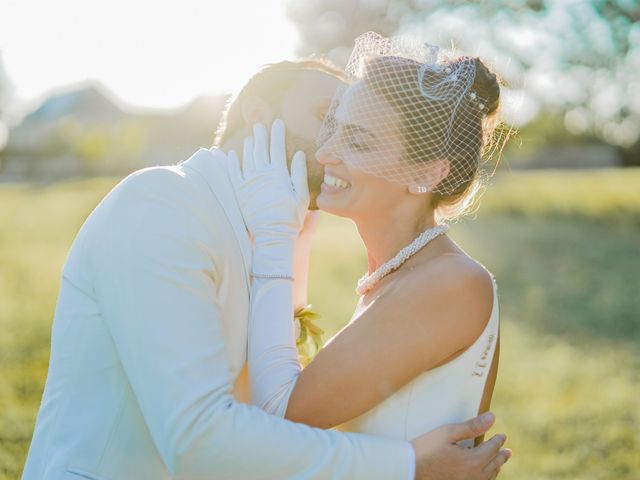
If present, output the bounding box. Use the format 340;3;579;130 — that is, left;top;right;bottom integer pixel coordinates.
315;140;342;166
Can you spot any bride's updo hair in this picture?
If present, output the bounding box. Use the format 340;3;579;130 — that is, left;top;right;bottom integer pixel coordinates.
362;55;505;221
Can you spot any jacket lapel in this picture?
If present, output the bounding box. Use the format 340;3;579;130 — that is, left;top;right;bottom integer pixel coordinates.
180;148;252;290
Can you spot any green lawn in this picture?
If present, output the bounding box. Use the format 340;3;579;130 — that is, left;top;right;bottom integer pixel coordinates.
1;169;639;479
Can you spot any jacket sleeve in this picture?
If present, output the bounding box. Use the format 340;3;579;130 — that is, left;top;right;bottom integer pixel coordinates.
89;167;416;479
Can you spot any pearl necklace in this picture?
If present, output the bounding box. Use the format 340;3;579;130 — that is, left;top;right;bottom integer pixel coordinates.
356;224;450;295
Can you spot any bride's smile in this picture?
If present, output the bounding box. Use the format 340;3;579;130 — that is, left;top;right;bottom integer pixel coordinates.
321;171;351;192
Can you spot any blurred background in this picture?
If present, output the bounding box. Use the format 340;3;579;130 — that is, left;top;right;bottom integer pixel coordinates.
0;0;638;478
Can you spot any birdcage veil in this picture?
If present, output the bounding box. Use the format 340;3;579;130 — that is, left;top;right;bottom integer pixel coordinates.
317;31;496;196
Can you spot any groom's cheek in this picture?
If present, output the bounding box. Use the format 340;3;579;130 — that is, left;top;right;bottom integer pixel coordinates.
305;157;324;206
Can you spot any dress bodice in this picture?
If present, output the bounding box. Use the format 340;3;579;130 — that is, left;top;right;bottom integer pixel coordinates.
337;276;500;447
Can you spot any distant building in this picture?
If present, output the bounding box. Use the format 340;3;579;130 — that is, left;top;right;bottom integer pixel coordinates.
0;84;226;181
2;86;124;180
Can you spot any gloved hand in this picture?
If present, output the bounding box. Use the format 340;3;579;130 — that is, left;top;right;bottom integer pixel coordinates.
226;119;310;278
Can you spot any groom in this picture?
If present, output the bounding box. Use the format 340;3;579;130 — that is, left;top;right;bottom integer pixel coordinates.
23;59;510;480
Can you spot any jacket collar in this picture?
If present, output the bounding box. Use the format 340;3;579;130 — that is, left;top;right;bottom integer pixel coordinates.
180;148;251;288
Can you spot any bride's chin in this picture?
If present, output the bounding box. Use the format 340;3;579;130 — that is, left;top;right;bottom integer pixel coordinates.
317;194;351;217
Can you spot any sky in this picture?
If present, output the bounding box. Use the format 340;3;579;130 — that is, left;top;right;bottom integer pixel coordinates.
1;0;637;148
0;0;299;115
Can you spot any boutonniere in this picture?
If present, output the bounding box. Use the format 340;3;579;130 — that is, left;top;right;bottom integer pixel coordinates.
294;304;324;367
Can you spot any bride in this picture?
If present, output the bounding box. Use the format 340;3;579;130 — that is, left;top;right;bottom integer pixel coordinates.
228;31;504;456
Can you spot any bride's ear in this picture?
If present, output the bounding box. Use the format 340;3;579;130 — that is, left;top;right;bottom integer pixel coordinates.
241;95;274;126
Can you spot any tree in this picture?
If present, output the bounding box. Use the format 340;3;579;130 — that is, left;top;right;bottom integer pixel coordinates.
0;53;12;118
285;0;640;149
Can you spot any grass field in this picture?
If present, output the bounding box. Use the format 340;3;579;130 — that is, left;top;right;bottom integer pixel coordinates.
1;168;639;479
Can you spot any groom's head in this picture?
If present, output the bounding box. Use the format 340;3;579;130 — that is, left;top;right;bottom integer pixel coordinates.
214;59;346;209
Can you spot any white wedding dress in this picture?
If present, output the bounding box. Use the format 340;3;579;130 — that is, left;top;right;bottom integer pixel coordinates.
337;275;500;446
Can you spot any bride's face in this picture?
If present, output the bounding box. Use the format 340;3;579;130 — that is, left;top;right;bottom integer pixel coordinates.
315;81;409;219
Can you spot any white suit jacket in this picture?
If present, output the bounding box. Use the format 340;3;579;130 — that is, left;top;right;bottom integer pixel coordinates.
22;148;415;480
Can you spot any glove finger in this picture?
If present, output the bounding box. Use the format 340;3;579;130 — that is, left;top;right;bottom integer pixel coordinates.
291;150;310;207
226;150;243;186
270;118;287;171
243;136;254;176
253;122;269;169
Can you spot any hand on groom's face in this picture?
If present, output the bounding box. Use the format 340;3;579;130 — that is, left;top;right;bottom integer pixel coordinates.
284;135;324;210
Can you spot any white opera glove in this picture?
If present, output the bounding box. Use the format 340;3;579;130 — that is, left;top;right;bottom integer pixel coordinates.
226;120;309;416
227;120;309;278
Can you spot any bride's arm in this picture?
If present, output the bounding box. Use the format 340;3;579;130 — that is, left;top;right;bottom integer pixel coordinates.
249;247;495;428
292;257;495;428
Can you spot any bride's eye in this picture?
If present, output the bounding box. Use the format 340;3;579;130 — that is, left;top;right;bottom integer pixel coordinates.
349;141;367;152
348;134;370;152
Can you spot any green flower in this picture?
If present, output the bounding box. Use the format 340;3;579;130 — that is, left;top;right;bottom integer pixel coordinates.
295;305;324;367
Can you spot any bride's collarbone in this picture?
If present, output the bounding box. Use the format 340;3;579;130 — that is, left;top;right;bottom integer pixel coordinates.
353;271;420;320
354;252;487;320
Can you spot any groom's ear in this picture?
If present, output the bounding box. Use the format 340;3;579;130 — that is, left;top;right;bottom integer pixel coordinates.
241;95;274;126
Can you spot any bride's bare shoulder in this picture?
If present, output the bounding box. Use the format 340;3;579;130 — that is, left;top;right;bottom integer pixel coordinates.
396;250;493;296
425;252;493;288
387;253;495;344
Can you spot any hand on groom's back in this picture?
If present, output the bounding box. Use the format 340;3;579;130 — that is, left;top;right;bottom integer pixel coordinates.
411;412;511;480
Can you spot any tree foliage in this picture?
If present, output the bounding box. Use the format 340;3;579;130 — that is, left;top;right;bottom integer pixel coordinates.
285;0;640;148
0;53;13;118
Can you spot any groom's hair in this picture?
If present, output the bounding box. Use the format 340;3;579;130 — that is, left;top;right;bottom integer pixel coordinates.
213;59;346;147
